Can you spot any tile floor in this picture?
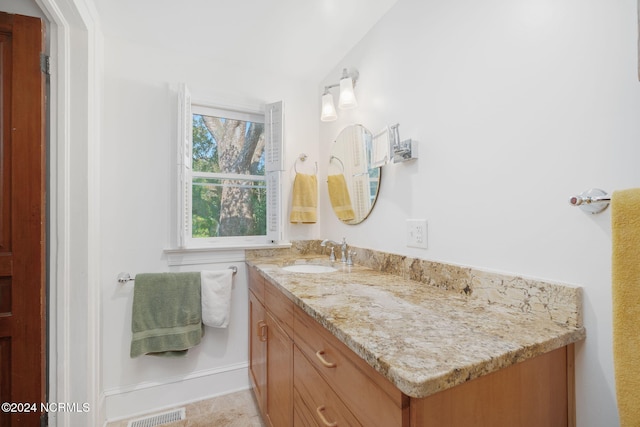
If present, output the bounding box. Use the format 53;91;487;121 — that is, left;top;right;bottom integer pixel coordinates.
106;389;265;427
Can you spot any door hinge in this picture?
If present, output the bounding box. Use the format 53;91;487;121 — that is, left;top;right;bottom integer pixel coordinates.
40;53;50;75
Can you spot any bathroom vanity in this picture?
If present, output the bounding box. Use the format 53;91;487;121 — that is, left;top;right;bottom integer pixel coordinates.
246;250;585;427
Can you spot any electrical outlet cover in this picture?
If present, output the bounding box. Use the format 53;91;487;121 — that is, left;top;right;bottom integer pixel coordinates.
406;219;428;249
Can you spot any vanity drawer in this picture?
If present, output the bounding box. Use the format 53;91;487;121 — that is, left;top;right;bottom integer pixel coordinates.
265;278;294;337
294;389;321;427
294;345;361;427
247;265;264;303
294;305;408;426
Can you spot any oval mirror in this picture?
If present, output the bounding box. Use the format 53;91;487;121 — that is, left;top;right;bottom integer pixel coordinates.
328;124;381;225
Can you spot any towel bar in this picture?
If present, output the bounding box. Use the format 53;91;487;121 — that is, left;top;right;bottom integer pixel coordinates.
117;266;238;284
569;188;610;214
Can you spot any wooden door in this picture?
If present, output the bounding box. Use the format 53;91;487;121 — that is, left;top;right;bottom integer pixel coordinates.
0;12;46;427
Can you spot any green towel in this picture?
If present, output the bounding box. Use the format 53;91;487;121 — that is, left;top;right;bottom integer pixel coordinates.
130;272;204;358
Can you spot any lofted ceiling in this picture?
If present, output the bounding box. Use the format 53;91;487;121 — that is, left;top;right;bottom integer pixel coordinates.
92;0;399;82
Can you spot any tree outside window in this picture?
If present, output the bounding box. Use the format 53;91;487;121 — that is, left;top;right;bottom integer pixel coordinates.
191;112;266;238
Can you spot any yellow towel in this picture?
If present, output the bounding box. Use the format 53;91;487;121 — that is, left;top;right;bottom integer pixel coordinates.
289;173;317;223
612;188;640;426
328;174;355;221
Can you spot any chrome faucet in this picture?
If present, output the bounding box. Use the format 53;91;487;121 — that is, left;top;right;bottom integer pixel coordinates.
320;237;355;265
321;238;357;265
321;237;348;263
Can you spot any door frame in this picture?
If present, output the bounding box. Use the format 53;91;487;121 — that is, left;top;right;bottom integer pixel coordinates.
32;0;102;425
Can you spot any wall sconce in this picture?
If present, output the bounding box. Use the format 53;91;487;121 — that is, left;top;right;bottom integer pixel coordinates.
320;68;359;122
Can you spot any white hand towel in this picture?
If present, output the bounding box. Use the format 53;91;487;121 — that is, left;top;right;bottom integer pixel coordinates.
201;269;234;328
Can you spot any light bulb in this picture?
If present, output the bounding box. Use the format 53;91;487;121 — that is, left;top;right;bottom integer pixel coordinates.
338;77;357;109
321;92;337;122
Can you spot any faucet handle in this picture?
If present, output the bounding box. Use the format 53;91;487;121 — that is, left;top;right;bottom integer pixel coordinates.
329;247;336;262
346;250;357;266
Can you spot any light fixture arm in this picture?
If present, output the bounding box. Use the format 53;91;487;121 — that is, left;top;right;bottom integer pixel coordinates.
323;83;340;94
324;68;359;94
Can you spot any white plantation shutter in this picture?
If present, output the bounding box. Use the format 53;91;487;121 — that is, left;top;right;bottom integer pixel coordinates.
265;101;284;172
267;172;282;242
265;101;284;243
177;83;192;248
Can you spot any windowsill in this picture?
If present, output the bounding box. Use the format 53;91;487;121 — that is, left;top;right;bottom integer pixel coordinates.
163;242;292;266
164;242;292;254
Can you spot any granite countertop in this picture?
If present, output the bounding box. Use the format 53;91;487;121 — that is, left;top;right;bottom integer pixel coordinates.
246;254;586;399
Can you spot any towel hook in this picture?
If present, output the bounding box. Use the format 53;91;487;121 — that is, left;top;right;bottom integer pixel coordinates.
569;188;610;214
294;153;318;175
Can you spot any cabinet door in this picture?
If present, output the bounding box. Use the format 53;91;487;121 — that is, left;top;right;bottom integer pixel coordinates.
249;291;267;414
266;311;293;427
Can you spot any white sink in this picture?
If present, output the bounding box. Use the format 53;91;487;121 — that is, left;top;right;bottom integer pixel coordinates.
281;264;337;274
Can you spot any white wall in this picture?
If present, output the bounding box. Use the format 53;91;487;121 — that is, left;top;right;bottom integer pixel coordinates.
100;36;319;420
319;0;640;426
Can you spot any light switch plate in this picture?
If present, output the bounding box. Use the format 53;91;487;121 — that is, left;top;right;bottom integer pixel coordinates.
407;219;428;249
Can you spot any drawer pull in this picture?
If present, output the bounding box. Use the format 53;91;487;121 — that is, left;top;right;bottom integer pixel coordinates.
315;350;337;368
258;321;267;342
316;405;338;427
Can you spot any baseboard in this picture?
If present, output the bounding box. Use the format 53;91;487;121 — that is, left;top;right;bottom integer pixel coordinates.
104;362;249;422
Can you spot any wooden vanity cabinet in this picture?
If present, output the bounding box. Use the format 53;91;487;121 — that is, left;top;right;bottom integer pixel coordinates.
248;265;576;427
248;266;294;427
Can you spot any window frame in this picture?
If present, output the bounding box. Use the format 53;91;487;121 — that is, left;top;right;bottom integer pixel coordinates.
177;84;284;249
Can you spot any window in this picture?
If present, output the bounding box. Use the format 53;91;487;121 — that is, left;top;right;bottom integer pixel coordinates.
178;84;283;248
191;106;266;238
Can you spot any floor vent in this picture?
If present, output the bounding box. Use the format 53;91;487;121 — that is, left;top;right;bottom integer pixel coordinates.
126;408;186;427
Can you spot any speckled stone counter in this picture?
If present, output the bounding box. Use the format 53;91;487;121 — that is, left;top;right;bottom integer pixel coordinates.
245;247;585;399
